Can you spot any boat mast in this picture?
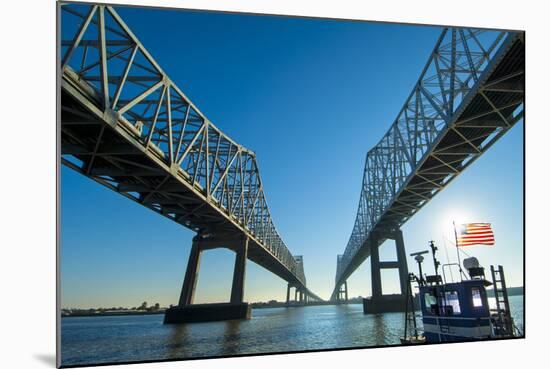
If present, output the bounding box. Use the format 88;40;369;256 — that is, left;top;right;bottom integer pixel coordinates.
453;221;466;280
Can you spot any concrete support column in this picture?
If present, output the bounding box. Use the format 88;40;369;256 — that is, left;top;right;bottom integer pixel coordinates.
370;233;382;298
178;235;203;306
344;281;349;301
394;229;409;296
230;237;249;304
286;284;291;304
295;288;298;301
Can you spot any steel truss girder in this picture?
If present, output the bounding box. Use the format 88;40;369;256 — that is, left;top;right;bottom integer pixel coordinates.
59;3;314;294
331;27;524;300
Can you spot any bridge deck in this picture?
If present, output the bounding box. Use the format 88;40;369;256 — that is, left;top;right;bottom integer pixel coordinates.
59;4;322;301
381;37;524;233
61;81;303;287
333;31;524;297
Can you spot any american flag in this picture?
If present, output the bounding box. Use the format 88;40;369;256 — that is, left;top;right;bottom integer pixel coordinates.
456;223;495;246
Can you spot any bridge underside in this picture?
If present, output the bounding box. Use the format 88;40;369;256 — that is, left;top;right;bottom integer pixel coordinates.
61;79;319;301
59;4;325;321
378;37;524;234
333;34;524;299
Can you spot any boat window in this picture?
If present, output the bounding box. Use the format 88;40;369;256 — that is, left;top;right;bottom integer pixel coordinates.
471;287;483;307
424;293;437;308
439;291;461;315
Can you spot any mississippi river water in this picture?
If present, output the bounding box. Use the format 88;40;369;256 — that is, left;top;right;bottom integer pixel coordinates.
61;295;523;367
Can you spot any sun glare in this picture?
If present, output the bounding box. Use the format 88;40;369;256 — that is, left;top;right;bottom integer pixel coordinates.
440;209;473;239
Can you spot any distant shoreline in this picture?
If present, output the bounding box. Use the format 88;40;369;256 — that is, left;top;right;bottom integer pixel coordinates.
61;300;366;317
62;310;166;318
487;286;524;297
62;288;524;318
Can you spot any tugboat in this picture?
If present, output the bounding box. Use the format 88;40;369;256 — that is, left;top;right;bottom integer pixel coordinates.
401;240;521;344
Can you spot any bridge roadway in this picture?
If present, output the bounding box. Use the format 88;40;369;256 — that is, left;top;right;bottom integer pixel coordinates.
59;4;322;321
331;28;524;303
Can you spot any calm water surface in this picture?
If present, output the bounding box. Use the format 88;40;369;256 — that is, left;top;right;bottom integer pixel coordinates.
61;295;524;366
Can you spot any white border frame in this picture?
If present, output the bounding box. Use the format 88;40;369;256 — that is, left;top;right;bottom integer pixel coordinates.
1;0;547;368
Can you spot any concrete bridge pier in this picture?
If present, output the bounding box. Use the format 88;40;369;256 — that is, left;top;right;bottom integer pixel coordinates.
286;284;296;305
176;235;201;306
164;234;252;323
344;281;348;301
363;228;409;314
286;283;292;305
230;238;248;304
286;284;309;305
336;281;348;303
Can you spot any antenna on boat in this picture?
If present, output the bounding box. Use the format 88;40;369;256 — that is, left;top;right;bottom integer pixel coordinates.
428;240;441;284
410;250;429;286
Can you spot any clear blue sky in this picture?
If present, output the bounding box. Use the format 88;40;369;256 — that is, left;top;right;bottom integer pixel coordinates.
61;6;523;308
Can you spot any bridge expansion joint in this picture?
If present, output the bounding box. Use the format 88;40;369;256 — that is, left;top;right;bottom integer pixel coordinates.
102;108;119;128
169;162;180;176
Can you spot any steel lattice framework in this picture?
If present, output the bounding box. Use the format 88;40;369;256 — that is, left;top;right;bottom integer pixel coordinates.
59;3;322;301
331;27;524;300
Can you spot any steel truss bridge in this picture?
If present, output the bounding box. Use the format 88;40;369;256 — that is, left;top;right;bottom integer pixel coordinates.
330;27;524;301
59;3;322;306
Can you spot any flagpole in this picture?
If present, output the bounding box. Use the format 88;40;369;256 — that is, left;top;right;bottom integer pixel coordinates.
453;221;464;281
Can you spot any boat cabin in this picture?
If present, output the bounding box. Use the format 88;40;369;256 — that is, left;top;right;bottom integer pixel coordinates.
420;278;493;342
402;244;518;344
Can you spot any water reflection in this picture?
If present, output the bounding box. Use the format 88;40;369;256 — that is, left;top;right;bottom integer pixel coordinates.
61;296;524;367
371;313;390;345
166;322;190;358
221;320;242;355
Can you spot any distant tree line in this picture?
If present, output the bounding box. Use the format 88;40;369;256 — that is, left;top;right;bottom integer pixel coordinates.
61;301;170;316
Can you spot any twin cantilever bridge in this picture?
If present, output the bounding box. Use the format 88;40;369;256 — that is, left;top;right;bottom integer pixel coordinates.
59;3;524;321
